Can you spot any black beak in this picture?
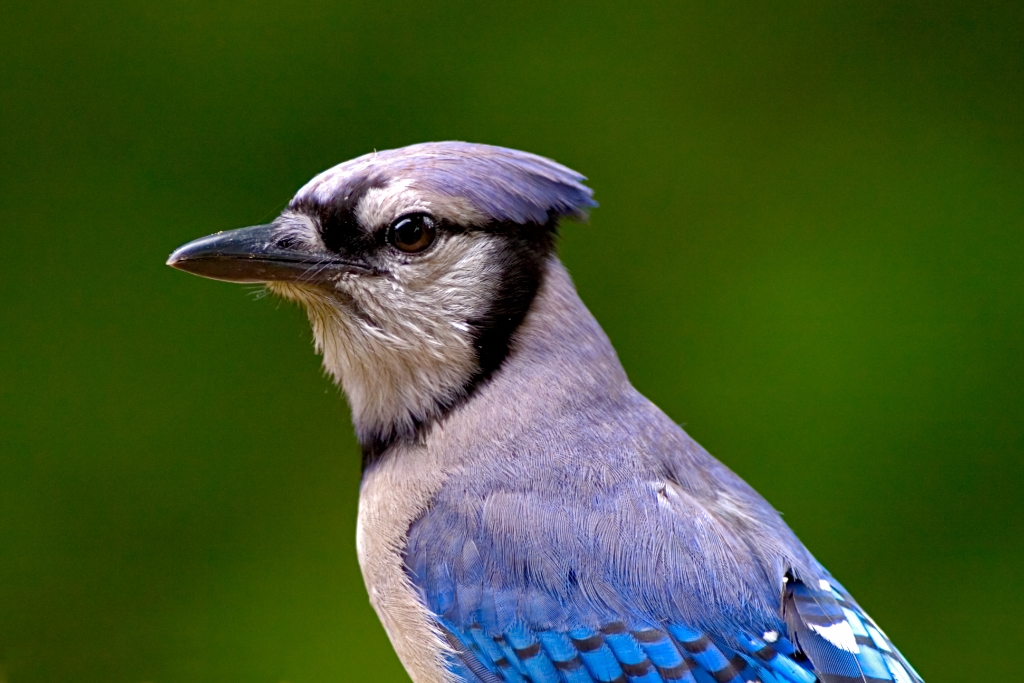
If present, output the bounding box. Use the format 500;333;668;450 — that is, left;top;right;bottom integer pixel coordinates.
166;224;372;283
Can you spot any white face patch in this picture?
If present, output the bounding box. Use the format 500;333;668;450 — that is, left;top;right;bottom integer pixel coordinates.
267;142;594;443
355;179;488;231
268;230;502;442
293;154;490;232
297;158;376;207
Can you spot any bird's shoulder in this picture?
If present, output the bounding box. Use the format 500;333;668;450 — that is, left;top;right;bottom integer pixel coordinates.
405;437;804;640
409;394;816;612
402;400;923;683
405;475;923;683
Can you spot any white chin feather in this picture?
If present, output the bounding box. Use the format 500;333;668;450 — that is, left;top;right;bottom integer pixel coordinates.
268;233;498;442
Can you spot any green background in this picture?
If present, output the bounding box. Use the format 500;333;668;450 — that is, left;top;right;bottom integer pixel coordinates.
1;1;1021;681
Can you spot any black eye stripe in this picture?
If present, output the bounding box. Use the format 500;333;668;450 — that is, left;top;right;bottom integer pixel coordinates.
288;174;387;254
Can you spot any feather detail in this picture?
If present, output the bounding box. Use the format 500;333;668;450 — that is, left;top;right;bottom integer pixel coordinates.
782;576;923;683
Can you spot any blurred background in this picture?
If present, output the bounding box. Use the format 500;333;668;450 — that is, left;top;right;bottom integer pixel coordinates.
1;1;1021;681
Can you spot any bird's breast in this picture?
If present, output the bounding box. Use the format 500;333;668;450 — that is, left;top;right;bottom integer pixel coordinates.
356;440;458;683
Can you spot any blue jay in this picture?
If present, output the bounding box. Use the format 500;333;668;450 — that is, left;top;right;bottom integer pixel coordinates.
168;142;923;683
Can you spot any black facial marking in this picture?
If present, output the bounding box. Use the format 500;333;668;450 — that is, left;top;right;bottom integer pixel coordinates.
361;216;558;469
465;218;554;384
289;173;387;256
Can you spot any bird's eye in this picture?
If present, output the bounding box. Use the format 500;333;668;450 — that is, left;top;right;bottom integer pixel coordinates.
388;213;437;253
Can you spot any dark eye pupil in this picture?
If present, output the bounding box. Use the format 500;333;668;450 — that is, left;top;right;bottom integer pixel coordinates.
398;221;422;244
389;214;436;253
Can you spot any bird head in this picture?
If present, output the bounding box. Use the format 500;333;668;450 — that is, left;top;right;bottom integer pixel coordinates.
168;142;596;447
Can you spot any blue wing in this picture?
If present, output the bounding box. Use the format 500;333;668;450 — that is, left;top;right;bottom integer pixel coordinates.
404;493;923;683
420;572;922;683
435;613;814;683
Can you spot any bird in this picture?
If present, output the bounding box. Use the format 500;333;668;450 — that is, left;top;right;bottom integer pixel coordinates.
167;142;924;683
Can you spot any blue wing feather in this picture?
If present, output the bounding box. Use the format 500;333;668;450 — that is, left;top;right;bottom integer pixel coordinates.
404;454;924;683
782;577;921;683
409;543;923;683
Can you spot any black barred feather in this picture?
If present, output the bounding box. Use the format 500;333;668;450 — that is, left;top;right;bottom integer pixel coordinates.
783;577;922;683
411;545;924;683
